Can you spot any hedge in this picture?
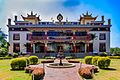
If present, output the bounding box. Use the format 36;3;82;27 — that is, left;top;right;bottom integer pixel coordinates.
99;52;107;57
28;56;38;65
44;56;55;59
10;57;28;70
22;57;30;66
92;56;99;65
97;57;111;69
108;56;120;59
85;56;93;64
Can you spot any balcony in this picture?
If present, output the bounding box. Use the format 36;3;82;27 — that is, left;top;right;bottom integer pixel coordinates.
48;36;72;40
29;35;92;41
30;36;47;40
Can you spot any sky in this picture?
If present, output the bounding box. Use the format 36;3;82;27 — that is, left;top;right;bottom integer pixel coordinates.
0;0;120;47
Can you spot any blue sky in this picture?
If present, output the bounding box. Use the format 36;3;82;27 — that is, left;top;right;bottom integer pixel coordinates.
0;0;120;47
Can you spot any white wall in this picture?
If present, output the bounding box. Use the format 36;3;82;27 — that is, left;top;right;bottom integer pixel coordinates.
9;31;30;53
89;31;110;54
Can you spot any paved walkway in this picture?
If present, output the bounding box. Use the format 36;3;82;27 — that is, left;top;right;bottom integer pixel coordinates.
30;59;85;80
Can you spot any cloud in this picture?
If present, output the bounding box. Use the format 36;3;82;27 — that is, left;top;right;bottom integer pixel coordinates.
0;0;118;47
1;0;110;33
63;0;81;7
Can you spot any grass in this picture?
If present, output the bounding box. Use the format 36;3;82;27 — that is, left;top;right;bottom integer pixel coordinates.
94;59;120;80
0;59;120;80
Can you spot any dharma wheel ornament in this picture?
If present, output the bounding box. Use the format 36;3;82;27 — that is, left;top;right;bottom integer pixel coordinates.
57;13;63;22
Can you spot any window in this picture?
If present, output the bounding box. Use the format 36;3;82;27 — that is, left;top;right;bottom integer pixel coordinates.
75;31;87;36
99;33;106;40
86;22;89;25
32;32;45;36
99;43;106;52
87;43;93;52
47;31;60;36
13;34;20;40
26;43;31;52
26;34;31;40
13;43;20;53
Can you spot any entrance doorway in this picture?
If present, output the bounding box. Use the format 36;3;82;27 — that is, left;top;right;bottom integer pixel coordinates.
35;42;45;53
57;46;63;52
76;42;85;53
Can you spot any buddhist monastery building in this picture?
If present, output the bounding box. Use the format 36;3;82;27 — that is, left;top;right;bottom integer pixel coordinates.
7;11;111;57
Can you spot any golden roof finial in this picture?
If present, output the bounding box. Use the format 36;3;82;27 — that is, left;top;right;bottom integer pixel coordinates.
86;11;88;15
31;11;33;15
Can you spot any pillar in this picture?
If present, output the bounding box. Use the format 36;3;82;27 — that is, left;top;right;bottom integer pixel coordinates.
85;43;87;53
73;43;76;53
72;30;76;40
45;30;48;39
85;43;89;53
33;43;35;53
44;43;47;53
30;43;33;54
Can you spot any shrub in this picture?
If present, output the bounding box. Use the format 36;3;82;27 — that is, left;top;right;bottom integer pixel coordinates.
78;67;93;79
92;56;99;65
22;57;29;66
10;58;27;70
78;66;99;79
0;48;8;57
44;56;55;59
29;56;38;65
32;68;45;80
85;56;93;64
13;53;19;58
97;57;111;69
25;66;45;80
65;56;73;59
108;56;120;59
99;52;107;57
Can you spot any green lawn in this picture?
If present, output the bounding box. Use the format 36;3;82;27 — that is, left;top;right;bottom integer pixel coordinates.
0;59;120;80
94;59;120;80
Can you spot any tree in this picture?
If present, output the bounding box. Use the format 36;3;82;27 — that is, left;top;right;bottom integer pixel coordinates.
0;30;9;57
110;47;120;56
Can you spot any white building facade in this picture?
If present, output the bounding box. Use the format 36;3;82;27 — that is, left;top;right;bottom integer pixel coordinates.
7;12;111;57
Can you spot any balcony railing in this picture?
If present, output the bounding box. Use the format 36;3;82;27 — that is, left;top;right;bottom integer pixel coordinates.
29;35;92;41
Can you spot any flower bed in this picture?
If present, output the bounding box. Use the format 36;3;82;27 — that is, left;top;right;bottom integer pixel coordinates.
25;66;45;80
78;66;99;79
32;68;45;80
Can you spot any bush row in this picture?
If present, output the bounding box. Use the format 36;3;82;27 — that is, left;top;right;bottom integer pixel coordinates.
10;56;38;70
85;56;111;69
44;56;55;59
108;56;120;59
